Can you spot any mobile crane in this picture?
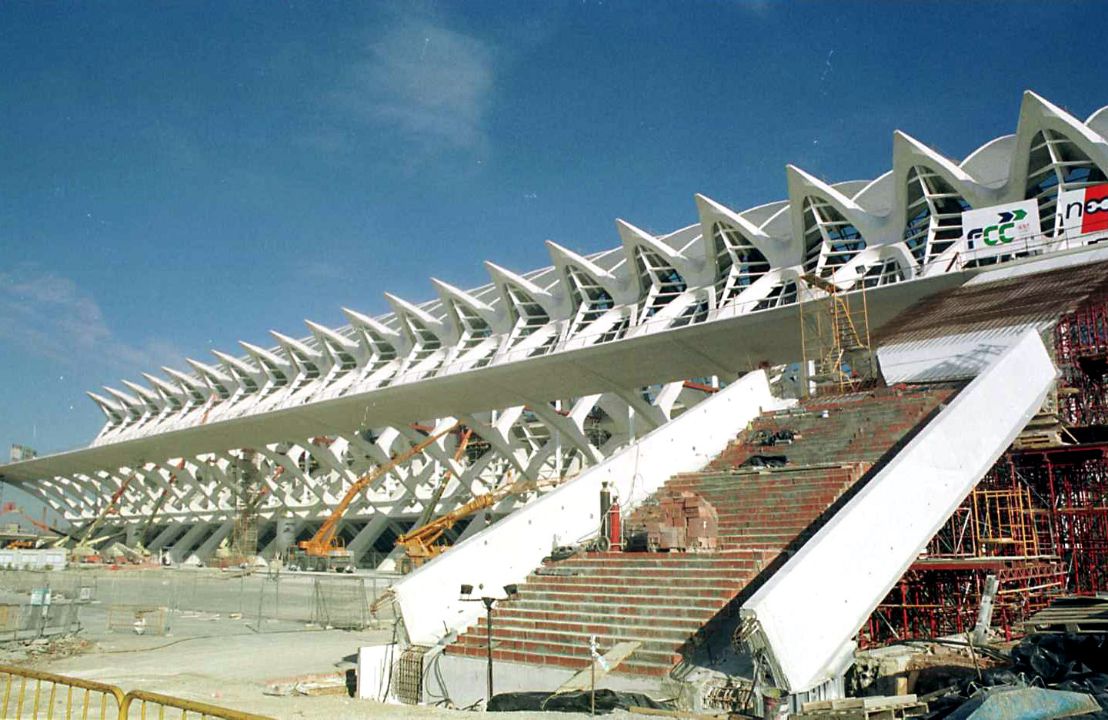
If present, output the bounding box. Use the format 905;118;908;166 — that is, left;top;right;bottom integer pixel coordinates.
395;471;562;573
287;422;461;573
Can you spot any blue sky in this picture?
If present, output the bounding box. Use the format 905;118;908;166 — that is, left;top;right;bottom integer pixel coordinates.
2;0;1107;459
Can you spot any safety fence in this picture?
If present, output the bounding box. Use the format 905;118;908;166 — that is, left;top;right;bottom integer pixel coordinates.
0;568;396;635
0;570;97;603
0;665;273;720
0;603;81;642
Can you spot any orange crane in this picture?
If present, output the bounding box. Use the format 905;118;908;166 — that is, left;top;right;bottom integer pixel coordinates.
70;467;141;556
289;421;461;572
395;472;563;572
135;458;188;551
0;503;67;548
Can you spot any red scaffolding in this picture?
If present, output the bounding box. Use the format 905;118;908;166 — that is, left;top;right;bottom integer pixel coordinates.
862;295;1108;646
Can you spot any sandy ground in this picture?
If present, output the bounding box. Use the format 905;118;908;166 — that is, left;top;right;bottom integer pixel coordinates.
2;569;637;720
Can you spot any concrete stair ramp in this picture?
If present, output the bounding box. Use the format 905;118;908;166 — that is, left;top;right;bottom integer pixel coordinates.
391;369;784;646
441;385;956;684
738;329;1057;695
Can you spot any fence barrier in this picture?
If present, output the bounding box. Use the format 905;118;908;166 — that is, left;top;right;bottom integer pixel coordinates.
120;689;273;720
0;665;275;720
0;665;125;720
0;603;82;643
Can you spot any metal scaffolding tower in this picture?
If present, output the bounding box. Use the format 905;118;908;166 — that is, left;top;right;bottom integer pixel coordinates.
798;274;875;396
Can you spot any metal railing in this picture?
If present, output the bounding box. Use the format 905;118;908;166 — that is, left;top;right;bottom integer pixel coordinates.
0;666;274;720
0;665;124;720
120;690;272;720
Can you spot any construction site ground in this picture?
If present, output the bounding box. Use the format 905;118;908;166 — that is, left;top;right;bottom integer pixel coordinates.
0;566;633;720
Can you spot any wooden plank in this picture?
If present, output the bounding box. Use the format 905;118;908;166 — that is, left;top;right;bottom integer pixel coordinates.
627;707;725;720
555;641;641;693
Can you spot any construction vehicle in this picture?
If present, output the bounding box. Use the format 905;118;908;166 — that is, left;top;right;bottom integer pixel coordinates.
287;422;462;573
395;472;562;573
131;458;188;555
0;502;68;548
67;468;140;560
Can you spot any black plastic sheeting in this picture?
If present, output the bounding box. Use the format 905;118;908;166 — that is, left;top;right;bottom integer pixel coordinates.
925;633;1108;720
487;689;672;714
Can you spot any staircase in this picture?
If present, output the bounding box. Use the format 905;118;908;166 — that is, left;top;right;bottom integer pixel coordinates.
444;385;958;678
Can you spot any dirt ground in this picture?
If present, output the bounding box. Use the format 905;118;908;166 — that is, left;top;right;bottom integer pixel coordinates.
1;568;630;720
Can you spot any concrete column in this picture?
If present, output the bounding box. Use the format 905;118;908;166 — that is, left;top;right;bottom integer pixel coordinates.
261;516;302;559
346;514;393;569
168;522;213;563
124;523;141;548
146;522;187;552
193;521;235;563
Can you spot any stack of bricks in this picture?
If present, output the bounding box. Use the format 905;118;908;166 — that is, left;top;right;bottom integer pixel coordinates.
641;490;719;551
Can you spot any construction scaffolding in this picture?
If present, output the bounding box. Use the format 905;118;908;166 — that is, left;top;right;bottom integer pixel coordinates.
799;274;876;396
861;444;1108;646
1054;295;1108;426
230;451;266;561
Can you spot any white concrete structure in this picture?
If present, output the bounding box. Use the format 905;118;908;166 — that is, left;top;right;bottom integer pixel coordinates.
739;330;1057;694
393;370;783;644
1;91;1107;566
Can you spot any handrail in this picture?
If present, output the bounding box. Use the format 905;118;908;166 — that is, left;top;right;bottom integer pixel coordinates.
120;689;273;720
0;665;276;720
0;664;125;720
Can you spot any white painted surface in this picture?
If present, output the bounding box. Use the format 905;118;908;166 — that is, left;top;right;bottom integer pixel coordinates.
393;370;785;645
876;324;1045;383
0;548;67;571
740;330;1056;693
357;644;397;702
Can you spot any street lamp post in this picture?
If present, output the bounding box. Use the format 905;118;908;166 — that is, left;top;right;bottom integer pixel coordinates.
461;583;520;704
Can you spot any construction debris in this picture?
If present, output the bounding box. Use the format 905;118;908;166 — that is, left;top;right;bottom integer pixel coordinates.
796;694;926;719
632;491;718;552
1023;596;1108;635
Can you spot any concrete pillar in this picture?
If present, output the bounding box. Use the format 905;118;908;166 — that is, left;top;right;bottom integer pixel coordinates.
124;523;141;548
146;522;187;552
261;516;302;560
168;522;213;564
193;521;235;564
346;514;393;569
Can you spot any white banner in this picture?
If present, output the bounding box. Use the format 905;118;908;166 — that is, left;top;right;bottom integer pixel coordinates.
1056;183;1108;242
959;199;1040;260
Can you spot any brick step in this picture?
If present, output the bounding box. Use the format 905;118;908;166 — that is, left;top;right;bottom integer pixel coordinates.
669;472;859;486
710;498;844;514
528;571;756;588
546;556;757;569
491;604;719;627
538;561;753;575
689;468;859;480
451;636;688;674
501;599;725;620
456;615;691;646
523;577;749;595
512;586;739;605
446;643;672;677
718;515;836;529
450;636;680;674
470;614;707;639
680;487;850;498
484;612;712;636
699;487;849;500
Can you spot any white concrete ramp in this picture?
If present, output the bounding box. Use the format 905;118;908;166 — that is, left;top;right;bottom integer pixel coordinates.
739;330;1056;694
392;370;787;645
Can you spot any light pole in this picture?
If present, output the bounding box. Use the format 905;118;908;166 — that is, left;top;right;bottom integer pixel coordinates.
460;583;520;704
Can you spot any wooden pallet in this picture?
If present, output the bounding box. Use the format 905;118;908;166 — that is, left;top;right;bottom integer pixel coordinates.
1023;595;1108;633
797;695;928;720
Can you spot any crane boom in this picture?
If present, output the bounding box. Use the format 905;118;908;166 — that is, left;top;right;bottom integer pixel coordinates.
298;421;461;558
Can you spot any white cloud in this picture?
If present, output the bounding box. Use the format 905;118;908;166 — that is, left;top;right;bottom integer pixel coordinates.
0;267;182;375
333;14;496;153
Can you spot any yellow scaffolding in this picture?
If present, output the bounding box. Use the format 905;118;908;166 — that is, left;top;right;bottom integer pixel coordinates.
799;273;875;396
